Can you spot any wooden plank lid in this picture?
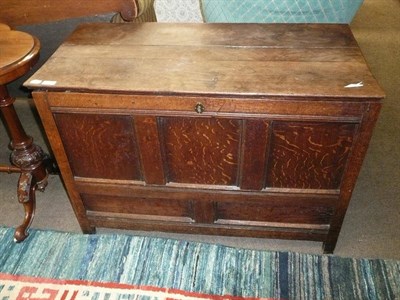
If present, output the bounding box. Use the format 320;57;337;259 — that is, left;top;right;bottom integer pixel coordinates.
25;23;385;100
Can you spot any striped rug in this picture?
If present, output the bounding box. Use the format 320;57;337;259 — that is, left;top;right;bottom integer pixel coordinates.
0;227;399;299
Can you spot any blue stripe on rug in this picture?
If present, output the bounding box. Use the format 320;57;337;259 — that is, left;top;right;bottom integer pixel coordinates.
0;227;399;299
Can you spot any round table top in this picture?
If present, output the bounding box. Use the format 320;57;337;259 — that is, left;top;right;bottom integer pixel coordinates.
0;23;40;84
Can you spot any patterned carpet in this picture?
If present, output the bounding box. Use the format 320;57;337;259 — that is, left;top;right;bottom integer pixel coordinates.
0;227;399;299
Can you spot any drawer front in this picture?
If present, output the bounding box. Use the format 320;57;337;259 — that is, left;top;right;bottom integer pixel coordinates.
214;198;335;228
81;193;194;223
77;181;337;229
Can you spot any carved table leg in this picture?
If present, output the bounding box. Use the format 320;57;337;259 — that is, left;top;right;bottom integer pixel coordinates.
14;172;36;242
0;85;48;242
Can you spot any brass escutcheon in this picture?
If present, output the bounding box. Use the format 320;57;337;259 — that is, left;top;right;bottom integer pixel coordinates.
194;102;205;114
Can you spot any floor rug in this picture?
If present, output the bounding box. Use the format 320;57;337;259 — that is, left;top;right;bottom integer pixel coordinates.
0;227;399;299
0;273;265;300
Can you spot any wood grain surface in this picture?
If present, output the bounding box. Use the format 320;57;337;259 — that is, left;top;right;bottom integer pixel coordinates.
0;24;40;84
25;23;384;99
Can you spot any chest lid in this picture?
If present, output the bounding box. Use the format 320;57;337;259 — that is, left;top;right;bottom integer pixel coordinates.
25;23;384;100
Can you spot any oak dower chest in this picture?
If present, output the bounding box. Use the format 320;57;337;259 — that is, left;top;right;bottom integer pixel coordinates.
25;23;384;253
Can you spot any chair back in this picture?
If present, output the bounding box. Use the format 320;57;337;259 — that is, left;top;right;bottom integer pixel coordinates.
0;0;138;27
